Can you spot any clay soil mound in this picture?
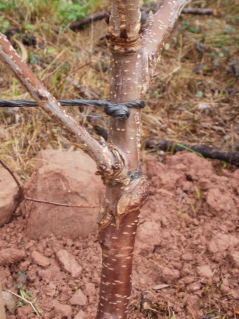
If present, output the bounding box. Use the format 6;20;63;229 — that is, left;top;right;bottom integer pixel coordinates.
1;151;239;319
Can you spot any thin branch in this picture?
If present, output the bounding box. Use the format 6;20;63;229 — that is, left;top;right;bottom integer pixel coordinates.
142;0;190;57
0;33;115;170
67;6;213;31
23;197;100;208
182;8;214;15
0;159;100;208
0;12;22;29
7;291;41;316
69;11;107;31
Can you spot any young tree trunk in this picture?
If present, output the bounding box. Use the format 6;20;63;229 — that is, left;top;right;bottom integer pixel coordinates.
0;1;189;318
97;1;189;318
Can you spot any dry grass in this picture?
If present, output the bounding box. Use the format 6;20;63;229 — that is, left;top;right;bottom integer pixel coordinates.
0;0;238;179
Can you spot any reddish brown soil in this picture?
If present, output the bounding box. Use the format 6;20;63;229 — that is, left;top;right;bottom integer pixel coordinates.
1;152;239;319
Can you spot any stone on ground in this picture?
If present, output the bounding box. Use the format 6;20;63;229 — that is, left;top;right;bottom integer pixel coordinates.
74;310;87;319
31;250;50;268
70;289;87;306
0;248;25;266
19;150;104;239
56;249;82;278
53;300;72;317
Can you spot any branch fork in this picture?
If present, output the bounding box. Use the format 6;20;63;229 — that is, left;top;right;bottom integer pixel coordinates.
0;33;113;167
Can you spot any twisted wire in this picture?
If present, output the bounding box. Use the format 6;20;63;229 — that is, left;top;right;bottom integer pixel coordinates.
0;99;145;120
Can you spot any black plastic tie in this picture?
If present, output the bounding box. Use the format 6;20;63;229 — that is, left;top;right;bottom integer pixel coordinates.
0;99;145;120
104;100;145;120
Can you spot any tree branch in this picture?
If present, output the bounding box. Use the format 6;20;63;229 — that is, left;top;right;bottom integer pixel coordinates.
68;6;212;32
142;0;190;60
0;33;119;175
182;8;214;15
69;2;213;31
69;11;107;31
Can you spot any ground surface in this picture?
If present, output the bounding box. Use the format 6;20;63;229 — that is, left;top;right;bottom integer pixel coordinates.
1;151;239;319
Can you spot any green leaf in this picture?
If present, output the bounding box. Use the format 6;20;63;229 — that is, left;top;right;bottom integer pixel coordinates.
176;143;204;158
195;91;203;98
47;47;56;53
23;23;35;31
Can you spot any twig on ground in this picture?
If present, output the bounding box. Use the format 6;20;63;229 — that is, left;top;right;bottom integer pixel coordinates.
0;159;100;208
145;139;239;167
182;8;214;15
69;11;107;31
7;291;41;316
68;7;214;31
0;12;22;29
